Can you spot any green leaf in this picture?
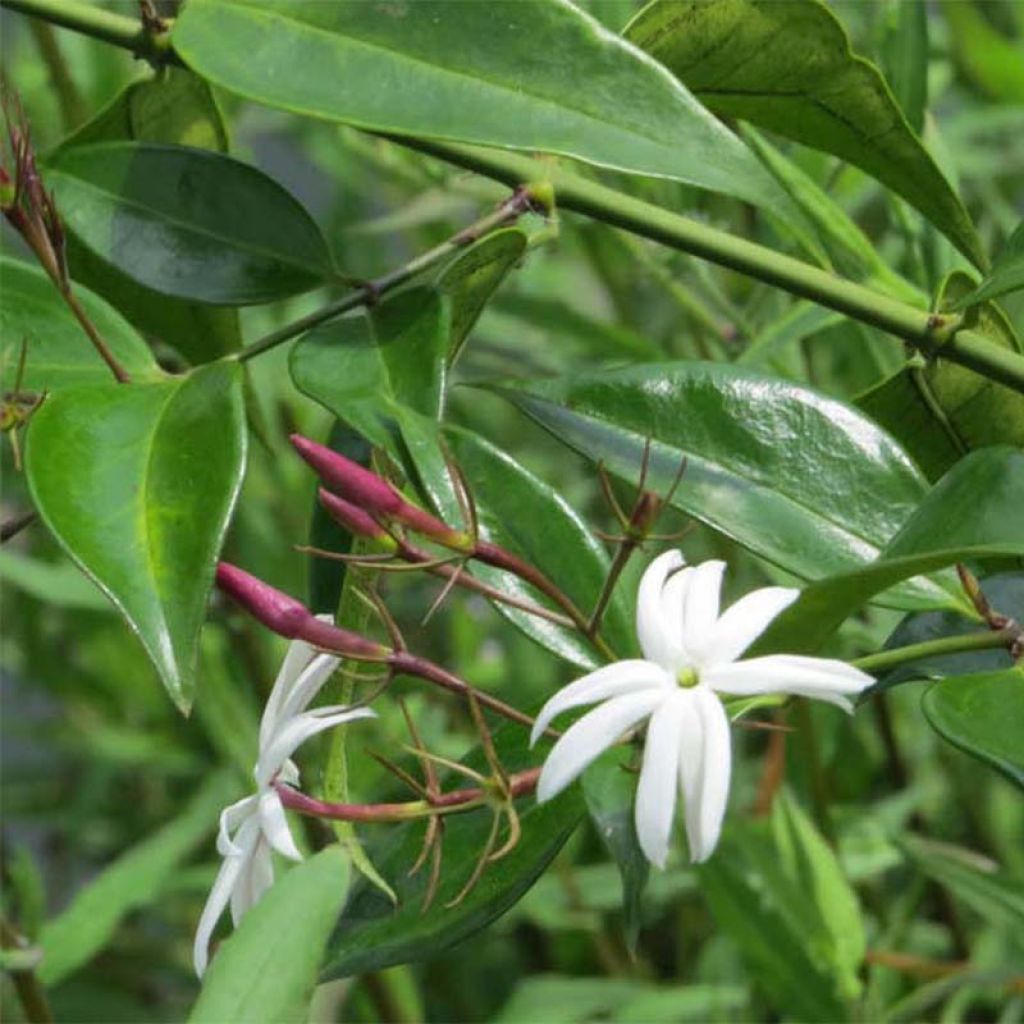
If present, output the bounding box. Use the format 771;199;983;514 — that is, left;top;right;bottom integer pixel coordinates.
582;751;649;954
876;573;1022;688
882;0;928;134
45;142;334;305
484;361;945;608
922;670;1024;791
437;227;527;363
625;0;986;269
39;770;238;986
951;220;1024;310
189;846;350;1024
172;0;789;210
444;426;633;669
0;256;161;391
0;550;113;611
697;791;865;1021
901;835;1024;934
55;68;243;363
942;0;1024;104
322;721;582;979
753;447;1024;656
25;361;248;710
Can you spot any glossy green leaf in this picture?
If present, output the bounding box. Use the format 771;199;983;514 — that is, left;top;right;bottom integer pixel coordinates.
437;227;527;363
754;447;1024;656
625;0;986;268
189;847;350;1023
901;835;1024;933
582;751;649;953
172;0;788;210
322;721;583;979
39;771;238;985
922;670;1024;791
876;573;1022;689
698;791;864;1021
0;256;161;391
45;142;334;304
55;68;242;363
25;361;248;709
951;220;1024;310
444;426;633;669
484;361;947;608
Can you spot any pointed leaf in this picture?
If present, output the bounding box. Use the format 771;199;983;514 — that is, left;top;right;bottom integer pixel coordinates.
172;0;788;210
625;0;986;268
483;362;949;608
189;846;350;1023
922;670;1024;791
951;220;1024;310
1;256;161;391
25;362;248;709
45;142;334;304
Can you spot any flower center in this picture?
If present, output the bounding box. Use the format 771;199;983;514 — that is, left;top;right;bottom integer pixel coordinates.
677;666;699;689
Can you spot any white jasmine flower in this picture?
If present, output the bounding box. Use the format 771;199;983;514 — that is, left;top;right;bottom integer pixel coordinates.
193;626;374;976
531;551;872;868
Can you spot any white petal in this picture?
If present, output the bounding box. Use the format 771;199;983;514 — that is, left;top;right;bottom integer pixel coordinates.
705;654;873;708
274;652;342;732
705;587;800;665
258;615;337;747
680;560;726;662
636;550;686;669
256;705;376;787
634;694;688;869
676;695;705;862
537;690;665;803
193;816;260;978
258;789;303;862
216;795;258;856
230;834;275;927
530;660;673;746
690;689;731;862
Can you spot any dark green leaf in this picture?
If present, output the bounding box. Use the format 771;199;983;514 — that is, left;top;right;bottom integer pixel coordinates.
45;142;334;304
754;447;1024;656
883;0;928;134
55;68;243;363
951;220;1024;310
189;847;350;1023
444;426;633;669
0;256;161;391
625;0;986;268
25;361;248;709
698;791;864;1021
484;361;947;608
582;751;649;953
901;835;1024;932
437;227;527;363
922;670;1024;791
39;771;238;986
322;721;582;978
172;0;789;210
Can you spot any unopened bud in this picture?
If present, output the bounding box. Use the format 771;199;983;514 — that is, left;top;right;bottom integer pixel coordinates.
630;492;662;537
318;488;397;550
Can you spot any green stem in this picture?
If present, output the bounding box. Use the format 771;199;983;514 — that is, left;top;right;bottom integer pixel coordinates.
853;629;1012;674
1;0;173;61
235;187;536;362
8;0;1024;393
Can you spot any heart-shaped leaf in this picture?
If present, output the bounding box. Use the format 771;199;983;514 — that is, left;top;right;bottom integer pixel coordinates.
25;361;248;709
625;0;985;268
45;142;334;305
483;362;947;608
172;0;788;211
922;670;1024;791
1;256;161;391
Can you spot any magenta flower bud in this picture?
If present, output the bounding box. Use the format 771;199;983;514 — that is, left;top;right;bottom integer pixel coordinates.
291;435;403;516
318;488;396;549
216;562;309;638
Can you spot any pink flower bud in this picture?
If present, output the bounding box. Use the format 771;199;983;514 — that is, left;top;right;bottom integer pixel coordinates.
318;488;394;546
290;435;402;516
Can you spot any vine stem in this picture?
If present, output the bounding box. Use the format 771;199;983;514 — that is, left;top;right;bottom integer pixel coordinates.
852;628;1015;674
7;0;1024;392
234;187;538;362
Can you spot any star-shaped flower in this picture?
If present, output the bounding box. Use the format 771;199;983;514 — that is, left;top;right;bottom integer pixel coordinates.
531;551;873;868
193;626;374;976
